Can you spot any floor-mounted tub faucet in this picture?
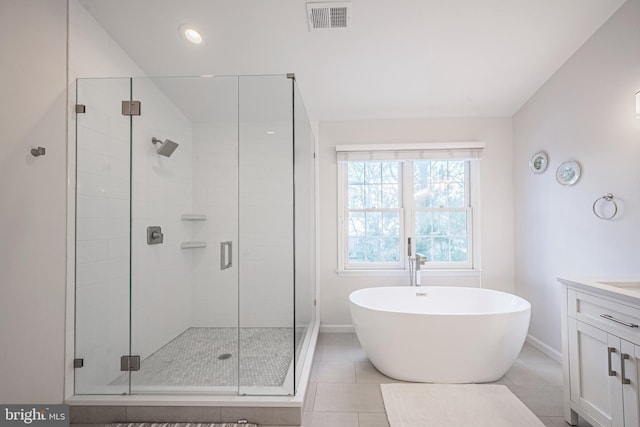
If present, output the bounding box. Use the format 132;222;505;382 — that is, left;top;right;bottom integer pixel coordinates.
407;238;426;286
408;253;426;286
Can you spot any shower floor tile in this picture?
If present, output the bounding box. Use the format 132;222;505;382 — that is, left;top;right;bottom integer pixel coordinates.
113;327;294;387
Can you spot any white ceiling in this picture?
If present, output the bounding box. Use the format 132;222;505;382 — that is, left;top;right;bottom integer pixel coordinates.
78;0;626;123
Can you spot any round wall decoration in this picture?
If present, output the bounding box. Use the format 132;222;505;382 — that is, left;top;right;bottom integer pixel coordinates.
529;151;548;174
556;160;581;186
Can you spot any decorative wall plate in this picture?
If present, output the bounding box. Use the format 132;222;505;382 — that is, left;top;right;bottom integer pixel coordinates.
529;151;548;174
556;161;581;186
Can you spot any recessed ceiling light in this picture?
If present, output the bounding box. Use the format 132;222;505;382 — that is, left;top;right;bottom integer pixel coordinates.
179;24;203;45
267;131;276;135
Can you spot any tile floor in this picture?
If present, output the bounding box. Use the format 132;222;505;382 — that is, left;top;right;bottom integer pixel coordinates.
70;333;594;427
295;332;593;427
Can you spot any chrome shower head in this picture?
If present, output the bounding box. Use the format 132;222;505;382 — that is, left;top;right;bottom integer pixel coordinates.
151;137;179;157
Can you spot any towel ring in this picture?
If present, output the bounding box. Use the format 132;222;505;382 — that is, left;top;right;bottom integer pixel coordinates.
592;193;618;220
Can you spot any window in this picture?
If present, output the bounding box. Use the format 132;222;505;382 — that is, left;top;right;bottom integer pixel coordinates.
346;161;403;268
337;143;483;272
413;160;470;267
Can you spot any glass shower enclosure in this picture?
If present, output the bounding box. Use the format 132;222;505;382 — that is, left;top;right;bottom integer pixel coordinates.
73;74;315;396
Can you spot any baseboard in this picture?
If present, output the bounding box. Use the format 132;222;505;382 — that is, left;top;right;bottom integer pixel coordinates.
526;334;562;363
319;324;354;333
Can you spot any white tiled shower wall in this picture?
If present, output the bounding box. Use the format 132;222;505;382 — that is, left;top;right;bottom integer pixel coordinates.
191;122;239;327
239;123;294;328
191;121;298;329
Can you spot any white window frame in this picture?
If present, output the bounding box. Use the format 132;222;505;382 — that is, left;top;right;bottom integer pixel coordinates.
336;142;483;274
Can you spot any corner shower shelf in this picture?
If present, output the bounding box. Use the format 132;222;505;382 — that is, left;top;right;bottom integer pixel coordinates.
181;214;207;221
181;241;207;249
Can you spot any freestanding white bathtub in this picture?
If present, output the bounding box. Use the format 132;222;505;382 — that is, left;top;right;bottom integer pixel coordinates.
349;286;531;383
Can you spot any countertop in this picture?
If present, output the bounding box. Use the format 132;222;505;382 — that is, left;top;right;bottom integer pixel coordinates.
558;277;640;305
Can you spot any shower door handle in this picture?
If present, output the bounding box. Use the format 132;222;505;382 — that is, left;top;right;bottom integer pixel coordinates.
220;241;232;270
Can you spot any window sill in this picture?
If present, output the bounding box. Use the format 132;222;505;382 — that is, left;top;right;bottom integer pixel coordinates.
335;269;482;278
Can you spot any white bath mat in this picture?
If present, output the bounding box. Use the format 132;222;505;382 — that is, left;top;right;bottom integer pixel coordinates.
381;383;544;427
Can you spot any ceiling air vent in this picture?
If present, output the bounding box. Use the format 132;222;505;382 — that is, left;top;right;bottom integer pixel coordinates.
306;2;352;32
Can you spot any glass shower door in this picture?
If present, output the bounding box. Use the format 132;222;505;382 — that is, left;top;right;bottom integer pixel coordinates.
128;76;240;394
293;78;316;392
74;77;132;394
238;75;295;396
75;74;314;396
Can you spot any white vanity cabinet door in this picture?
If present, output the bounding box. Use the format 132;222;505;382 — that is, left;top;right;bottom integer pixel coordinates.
568;318;624;427
621;340;639;427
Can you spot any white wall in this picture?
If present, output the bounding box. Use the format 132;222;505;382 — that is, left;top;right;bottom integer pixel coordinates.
0;0;68;403
513;0;640;353
318;118;514;326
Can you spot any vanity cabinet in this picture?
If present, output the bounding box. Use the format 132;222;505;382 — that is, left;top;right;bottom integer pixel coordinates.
560;279;640;427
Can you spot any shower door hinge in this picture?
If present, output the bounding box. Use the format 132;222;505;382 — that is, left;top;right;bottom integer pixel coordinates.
73;358;84;368
120;355;141;372
75;104;86;113
286;73;295;79
314;299;317;306
121;100;141;116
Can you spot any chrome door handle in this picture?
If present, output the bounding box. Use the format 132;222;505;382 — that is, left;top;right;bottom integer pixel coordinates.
600;314;639;328
621;353;631;385
607;347;617;377
220;241;232;270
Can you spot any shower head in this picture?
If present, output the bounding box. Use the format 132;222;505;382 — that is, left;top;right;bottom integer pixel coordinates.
151;137;179;157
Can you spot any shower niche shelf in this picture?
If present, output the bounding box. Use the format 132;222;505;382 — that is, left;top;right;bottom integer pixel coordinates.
181;241;207;249
181;214;207;221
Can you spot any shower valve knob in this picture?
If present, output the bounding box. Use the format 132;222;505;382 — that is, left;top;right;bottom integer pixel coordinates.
147;226;164;244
